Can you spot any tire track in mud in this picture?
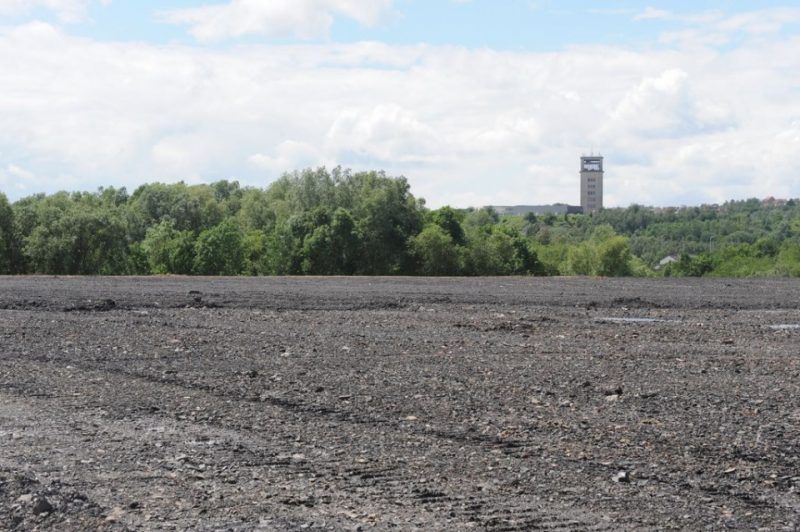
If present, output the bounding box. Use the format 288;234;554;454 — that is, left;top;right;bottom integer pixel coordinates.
0;352;633;531
2;310;790;530
2;277;800;529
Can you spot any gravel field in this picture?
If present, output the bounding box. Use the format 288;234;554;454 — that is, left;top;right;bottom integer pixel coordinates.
0;276;799;530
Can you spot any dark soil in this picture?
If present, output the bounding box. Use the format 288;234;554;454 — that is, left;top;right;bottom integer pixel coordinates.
0;276;799;530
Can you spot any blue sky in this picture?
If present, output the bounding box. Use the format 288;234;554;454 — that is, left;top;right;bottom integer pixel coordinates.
20;0;799;49
1;1;799;207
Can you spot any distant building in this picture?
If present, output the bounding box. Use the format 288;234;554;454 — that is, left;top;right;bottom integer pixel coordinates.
489;154;605;216
762;196;788;207
494;204;583;216
655;255;679;271
580;155;603;213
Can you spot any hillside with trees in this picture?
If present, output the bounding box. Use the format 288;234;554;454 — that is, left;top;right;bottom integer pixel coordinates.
0;167;798;277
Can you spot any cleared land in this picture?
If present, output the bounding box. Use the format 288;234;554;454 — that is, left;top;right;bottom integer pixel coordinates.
0;276;799;530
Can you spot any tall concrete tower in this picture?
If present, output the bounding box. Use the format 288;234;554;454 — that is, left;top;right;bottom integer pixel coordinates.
580;155;603;213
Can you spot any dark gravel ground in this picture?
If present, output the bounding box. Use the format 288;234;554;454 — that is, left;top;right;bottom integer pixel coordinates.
0;276;799;531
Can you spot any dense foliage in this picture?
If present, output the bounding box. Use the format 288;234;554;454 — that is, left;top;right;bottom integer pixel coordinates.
1;168;798;277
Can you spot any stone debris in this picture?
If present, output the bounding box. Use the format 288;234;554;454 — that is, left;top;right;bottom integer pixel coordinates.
0;277;798;530
32;496;54;515
613;471;631;483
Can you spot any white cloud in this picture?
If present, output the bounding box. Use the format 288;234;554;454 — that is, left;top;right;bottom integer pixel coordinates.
249;141;322;174
0;163;80;193
0;0;108;22
634;7;671;21
2;164;35;191
659;29;731;48
0;12;799;208
715;8;800;36
659;7;800;47
610;69;734;138
326;105;444;164
160;0;396;41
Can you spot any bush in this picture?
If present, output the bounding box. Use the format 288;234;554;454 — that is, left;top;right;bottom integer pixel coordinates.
194;219;244;276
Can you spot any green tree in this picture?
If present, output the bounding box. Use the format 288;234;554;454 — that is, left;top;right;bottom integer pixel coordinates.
774;242;800;277
329;208;361;274
597;236;633;277
463;207;499;233
0;193;15;273
126;242;150;275
128;182;222;239
300;208;361;275
142;220;195;274
563;242;597;276
410;224;461;275
238;189;277;232
241;230;270;275
462;230;514;275
429;206;466;245
351;172;423;274
711;244;774;277
302;225;337;275
22;193;130;275
263;223;297;275
193;219;244;275
211;180;243;216
494;225;542;275
667;253;714;277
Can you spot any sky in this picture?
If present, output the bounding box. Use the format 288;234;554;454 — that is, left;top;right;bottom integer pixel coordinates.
0;1;799;208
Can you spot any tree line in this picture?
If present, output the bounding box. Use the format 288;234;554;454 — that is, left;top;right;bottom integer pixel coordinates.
0;167;798;277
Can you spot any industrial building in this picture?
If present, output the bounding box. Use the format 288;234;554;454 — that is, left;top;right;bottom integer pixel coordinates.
580;155;604;213
492;155;605;216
